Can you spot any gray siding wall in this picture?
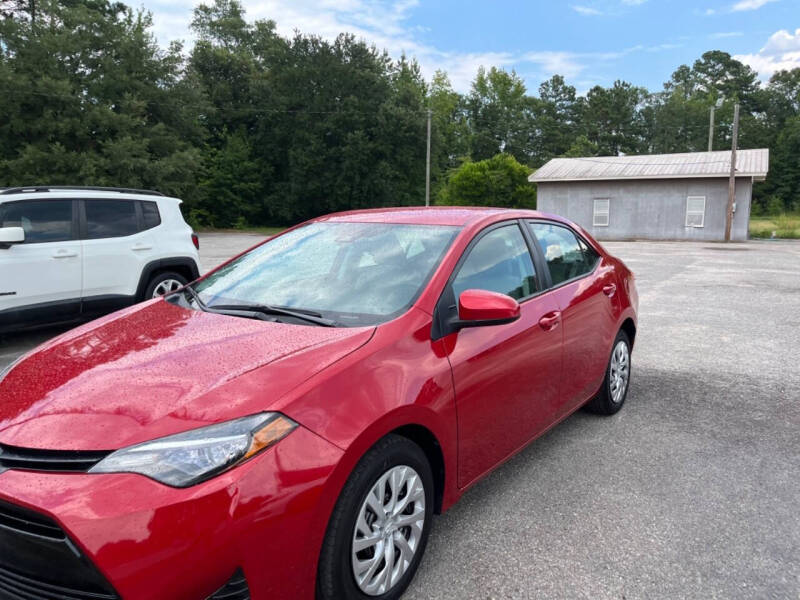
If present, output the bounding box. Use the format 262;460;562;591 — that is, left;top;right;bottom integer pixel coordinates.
536;177;752;241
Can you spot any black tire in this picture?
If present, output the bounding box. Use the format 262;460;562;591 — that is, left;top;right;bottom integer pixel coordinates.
317;434;434;600
585;329;632;415
143;271;188;300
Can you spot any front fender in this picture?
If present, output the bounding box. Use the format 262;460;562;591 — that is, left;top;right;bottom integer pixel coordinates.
276;308;459;589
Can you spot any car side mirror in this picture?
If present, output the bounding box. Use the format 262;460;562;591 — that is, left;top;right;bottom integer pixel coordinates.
0;227;24;249
454;289;521;329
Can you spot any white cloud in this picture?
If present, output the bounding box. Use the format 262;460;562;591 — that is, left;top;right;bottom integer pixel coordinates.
710;31;744;39
735;28;800;80
522;52;589;78
571;5;603;15
731;0;778;11
621;0;648;5
141;0;681;93
645;43;684;52
145;0;517;90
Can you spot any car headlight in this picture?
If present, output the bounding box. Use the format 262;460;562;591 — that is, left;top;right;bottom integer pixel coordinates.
89;413;297;487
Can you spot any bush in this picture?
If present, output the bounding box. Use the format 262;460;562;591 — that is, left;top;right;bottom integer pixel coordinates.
766;196;784;216
437;153;536;209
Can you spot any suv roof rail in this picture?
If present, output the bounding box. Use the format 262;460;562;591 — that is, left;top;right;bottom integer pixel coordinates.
0;186;165;197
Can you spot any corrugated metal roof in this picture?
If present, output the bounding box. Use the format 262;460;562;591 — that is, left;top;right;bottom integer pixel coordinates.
530;149;769;183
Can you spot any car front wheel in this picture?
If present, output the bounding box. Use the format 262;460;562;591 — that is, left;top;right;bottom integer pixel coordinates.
317;434;434;600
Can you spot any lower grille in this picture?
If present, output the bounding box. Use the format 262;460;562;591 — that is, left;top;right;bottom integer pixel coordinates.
208;569;250;600
0;499;120;600
0;564;118;600
0;498;64;540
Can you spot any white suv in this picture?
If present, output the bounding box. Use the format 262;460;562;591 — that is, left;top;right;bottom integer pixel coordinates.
0;186;200;333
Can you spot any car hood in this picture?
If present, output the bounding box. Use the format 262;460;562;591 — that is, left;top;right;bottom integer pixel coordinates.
0;300;374;450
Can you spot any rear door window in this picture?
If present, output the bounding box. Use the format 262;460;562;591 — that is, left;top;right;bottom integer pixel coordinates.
0;200;74;243
85;200;138;239
528;222;598;286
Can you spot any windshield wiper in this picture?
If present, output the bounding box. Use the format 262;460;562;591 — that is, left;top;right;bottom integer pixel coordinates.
210;303;338;327
178;287;337;327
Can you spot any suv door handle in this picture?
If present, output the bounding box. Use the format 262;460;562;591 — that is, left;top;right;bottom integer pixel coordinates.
603;284;617;297
132;244;152;251
538;311;561;331
52;250;78;259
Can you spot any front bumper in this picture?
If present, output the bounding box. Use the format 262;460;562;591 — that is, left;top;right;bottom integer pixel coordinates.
0;426;343;600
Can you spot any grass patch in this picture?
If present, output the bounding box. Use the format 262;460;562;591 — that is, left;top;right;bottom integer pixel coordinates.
196;226;285;236
749;214;800;239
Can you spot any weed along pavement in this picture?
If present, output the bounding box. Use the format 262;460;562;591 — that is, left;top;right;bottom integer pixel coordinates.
2;235;799;599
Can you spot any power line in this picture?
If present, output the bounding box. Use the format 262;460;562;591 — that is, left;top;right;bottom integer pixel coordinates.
2;88;434;115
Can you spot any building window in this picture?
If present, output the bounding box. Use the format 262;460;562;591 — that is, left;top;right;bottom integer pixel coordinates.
593;199;610;227
686;196;706;228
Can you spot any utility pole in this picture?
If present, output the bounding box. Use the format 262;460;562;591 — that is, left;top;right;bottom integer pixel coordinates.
725;103;740;242
425;108;432;207
708;106;715;152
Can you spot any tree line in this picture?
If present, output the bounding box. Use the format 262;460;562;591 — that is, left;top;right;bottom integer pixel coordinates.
1;0;798;227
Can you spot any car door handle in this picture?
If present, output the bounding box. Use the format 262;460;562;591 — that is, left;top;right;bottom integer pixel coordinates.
538;311;561;331
132;244;152;251
603;283;617;297
52;250;78;259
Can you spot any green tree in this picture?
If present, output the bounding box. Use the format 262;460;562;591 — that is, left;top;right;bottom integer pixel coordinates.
0;0;204;195
562;135;599;158
532;75;580;164
691;51;761;110
766;116;800;211
195;129;264;227
437;154;536;209
428;70;470;196
466;67;535;164
579;81;648;155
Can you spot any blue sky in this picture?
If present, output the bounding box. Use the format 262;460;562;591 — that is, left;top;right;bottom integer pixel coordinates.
145;0;800;93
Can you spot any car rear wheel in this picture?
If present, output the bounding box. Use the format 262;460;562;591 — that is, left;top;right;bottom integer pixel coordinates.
585;329;632;415
145;272;188;299
317;434;434;600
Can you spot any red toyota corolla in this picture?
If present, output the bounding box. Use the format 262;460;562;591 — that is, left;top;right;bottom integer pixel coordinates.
0;207;637;600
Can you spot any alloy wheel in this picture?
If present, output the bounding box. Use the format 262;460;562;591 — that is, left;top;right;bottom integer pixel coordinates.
152;279;183;298
609;340;630;403
351;465;426;596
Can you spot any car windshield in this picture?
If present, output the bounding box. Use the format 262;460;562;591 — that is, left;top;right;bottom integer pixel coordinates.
192;221;460;326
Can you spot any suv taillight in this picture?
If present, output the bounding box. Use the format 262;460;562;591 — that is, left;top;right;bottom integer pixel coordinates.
191;233;199;250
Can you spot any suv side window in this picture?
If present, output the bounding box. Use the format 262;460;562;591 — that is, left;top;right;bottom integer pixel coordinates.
452;225;537;301
528;222;598;286
0;200;73;244
141;201;161;230
85;199;138;239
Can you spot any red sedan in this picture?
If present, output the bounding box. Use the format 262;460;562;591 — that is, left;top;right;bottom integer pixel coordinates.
0;207;637;600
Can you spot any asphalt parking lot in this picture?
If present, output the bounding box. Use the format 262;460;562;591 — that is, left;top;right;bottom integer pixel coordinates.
1;235;799;599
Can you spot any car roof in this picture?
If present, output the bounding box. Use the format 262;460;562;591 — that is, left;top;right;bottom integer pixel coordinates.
0;186;164;197
0;189;181;203
316;206;555;227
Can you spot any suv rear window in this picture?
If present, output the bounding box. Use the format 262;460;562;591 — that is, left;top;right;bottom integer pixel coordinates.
0;200;73;243
141;201;161;230
85;200;138;239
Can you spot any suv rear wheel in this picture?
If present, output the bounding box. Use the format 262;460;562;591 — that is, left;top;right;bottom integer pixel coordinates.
145;272;188;299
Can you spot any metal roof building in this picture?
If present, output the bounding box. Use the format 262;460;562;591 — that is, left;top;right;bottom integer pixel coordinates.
530;149;769;241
